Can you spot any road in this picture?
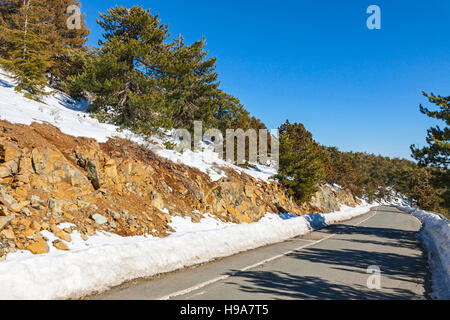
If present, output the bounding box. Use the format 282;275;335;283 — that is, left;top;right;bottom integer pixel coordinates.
93;206;430;300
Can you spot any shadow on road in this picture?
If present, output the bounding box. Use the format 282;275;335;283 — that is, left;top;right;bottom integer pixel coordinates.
225;223;430;300
289;247;426;282
326;224;422;250
226;270;421;300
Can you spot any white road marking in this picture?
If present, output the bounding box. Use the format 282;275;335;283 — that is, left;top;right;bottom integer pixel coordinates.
156;209;378;300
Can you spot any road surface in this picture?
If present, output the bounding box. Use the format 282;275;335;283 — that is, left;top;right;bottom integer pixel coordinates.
93;206;430;300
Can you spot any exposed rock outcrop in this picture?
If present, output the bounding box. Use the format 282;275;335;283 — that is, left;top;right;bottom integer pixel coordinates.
0;120;360;258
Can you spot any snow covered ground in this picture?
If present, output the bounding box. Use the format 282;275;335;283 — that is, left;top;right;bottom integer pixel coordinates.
0;71;276;182
0;203;375;300
399;207;450;300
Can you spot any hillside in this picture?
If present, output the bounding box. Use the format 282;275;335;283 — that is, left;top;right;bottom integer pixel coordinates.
0;70;377;299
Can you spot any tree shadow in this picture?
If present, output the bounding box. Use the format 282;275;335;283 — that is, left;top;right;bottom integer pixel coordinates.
289;247;426;281
53;94;89;112
0;79;13;88
223;223;431;300
304;213;328;229
225;270;424;300
325;224;422;250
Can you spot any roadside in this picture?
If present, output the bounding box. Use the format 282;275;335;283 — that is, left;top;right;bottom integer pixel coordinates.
93;206;430;300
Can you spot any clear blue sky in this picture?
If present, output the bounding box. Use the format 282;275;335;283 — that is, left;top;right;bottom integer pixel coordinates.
80;0;450;160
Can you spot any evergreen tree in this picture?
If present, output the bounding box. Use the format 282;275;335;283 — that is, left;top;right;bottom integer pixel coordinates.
45;0;89;86
411;92;449;169
65;6;170;130
411;92;449;214
160;36;221;130
0;0;51;99
0;0;89;95
65;5;254;134
0;0;21;59
275;120;326;204
408;169;441;211
323;147;363;197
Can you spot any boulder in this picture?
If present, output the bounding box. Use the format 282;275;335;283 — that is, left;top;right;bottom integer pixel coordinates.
30;195;45;209
27;239;49;255
47;198;66;216
51;226;72;242
0;214;14;231
91;213;107;225
53;240;69;251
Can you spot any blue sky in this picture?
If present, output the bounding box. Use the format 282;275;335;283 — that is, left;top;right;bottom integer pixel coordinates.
81;0;450;160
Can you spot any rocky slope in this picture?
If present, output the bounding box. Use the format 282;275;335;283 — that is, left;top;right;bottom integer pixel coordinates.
0;120;360;259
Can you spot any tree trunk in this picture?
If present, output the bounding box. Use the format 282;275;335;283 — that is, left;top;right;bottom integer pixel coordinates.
23;0;31;60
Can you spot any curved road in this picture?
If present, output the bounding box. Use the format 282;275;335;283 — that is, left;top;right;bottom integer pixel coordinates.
93;206;430;300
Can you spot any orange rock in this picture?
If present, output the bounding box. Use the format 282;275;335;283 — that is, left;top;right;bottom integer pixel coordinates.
0;205;7;216
0;228;15;240
53;240;69;251
51;226;72;242
40;222;50;231
15;241;25;250
236;212;252;224
19;218;31;229
86;226;96;236
227;206;238;216
27;239;49;255
23;229;34;237
63;212;75;221
31;221;41;231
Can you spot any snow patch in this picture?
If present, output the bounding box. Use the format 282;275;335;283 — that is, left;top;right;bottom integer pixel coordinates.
399;206;450;300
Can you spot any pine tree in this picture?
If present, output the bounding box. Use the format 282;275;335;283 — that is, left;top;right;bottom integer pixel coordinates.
408;169;441;211
0;1;89;89
45;0;89;86
65;6;170;130
159;36;221;130
411;92;449;169
323;147;363;197
275;120;326;204
0;0;51;99
0;0;21;59
410;92;449;214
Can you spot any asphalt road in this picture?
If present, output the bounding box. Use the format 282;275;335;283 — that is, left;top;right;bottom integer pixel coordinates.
93;206;430;300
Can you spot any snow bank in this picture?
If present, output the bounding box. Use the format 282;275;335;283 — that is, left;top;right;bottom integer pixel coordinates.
0;204;374;300
399;206;450;300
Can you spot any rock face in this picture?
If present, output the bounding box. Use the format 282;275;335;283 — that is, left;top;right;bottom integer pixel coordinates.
0;120;361;257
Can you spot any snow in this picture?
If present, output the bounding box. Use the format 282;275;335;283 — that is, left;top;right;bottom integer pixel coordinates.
0;203;375;300
399;206;450;300
0;71;276;182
